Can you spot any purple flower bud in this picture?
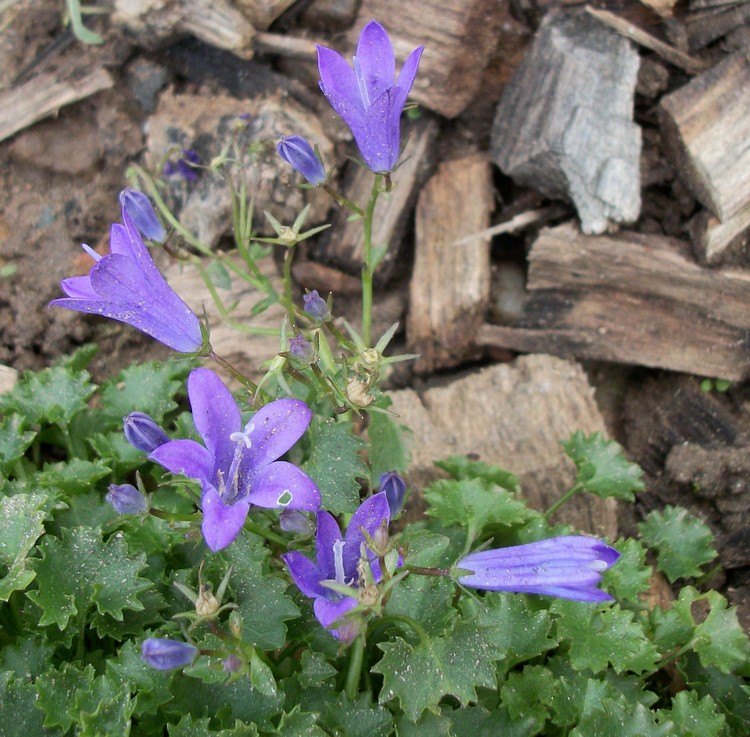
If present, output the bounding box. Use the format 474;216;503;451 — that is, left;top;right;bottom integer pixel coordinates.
141;638;198;670
279;509;314;535
277;136;327;186
106;483;148;515
124;412;170;453
223;654;243;673
302;290;330;322
119;189;166;242
164;149;200;181
289;334;314;362
379;471;406;516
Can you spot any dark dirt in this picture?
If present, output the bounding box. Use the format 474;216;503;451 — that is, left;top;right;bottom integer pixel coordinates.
2;0;750;627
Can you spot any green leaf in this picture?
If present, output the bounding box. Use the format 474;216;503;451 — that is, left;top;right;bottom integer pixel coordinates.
395;711;452;737
36;662;96;731
0;363;96;426
322;693;393;737
38;457;111;494
207;260;232;290
656;691;726;737
224;535;300;650
74;673;134;737
268;708;327;737
302;418;368;514
0;672;62;737
367;399;410;485
562;431;644;501
552;600;660;674
249;650;277;698
298;651;337;688
0;414;36;472
501;665;556;727
0;491;49;601
373;619;497;721
423;477;530;540
169;715;259;736
0;636;54;679
571;699;672;737
28;526;151;631
602;537;652;600
639;506;717;582
435;455;519;491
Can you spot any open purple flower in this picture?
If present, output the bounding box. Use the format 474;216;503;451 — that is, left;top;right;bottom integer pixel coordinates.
317;20;423;173
149;367;320;552
282;492;391;641
49;207;203;353
456;536;621;603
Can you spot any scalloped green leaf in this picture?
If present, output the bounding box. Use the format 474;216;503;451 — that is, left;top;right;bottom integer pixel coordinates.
434;455;519;491
0;414;36;472
36;662;96;731
0;671;61;737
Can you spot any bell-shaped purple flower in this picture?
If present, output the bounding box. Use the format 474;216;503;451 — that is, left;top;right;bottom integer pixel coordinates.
317;20;424;173
379;471;406;516
456;536;621;603
282;492;391;641
49;207;204;353
141;638;198;670
119;188;166;242
302;290;330;322
106;483;148;515
149;367;321;552
124;412;170;453
277;136;327;186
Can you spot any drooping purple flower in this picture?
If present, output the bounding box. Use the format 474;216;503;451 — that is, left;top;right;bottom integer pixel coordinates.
124;412;170;453
282;492;391;641
49;207;204;353
317;20;424;173
164;148;200;181
302;290;330;322
119;188;166;242
277;136;327;186
379;471;406;516
106;483;148;515
456;536;621;603
141;638;198;670
149;367;321;552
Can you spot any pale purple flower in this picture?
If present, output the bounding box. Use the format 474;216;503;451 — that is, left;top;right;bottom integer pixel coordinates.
164;148;200;180
456;536;621;603
124;412;170;453
302;290;330;322
282;492;391;641
149;367;320;552
277;136;327;185
106;483;148;515
119;188;165;242
317;20;423;173
289;334;314;362
379;471;406;516
49;207;203;353
141;638;198;670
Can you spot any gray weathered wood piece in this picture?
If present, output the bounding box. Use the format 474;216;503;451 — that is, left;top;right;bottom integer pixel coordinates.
490;10;641;235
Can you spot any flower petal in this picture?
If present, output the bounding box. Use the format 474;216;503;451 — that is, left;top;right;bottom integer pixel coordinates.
56;274;99;299
245;461;321;511
315;511;343;582
317;45;363;114
282;550;327;598
353;20;395;106
343;492;390;579
244;398;312;468
149;438;213;482
313;595;358;639
187;368;241;474
201;487;250;552
394;45;424;95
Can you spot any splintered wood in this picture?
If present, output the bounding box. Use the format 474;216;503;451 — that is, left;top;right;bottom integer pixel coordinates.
408;154;493;374
491;10;641;235
477;223;750;381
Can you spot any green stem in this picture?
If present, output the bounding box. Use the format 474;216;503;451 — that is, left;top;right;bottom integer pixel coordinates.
345;633;366;700
243;520;289;547
544;482;584;520
282;245;297;327
381;614;430;644
361;176;382;348
406;565;452;578
323;183;364;217
149;508;199;523
208;351;263;400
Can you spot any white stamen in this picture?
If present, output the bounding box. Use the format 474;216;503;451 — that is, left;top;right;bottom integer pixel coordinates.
333;539;346;585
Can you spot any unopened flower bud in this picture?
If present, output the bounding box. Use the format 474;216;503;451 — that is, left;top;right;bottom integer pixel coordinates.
229;610;243;638
373;524;390;553
223;654;243;673
346;377;374;407
302;290;331;322
124;412;170;453
277;135;327;186
289;334;315;363
106;483;148;515
119;188;166;242
279;509;314;535
195;585;220;616
379;471;406;516
141;638;198;670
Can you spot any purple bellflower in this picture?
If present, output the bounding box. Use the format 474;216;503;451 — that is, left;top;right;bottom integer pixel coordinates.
282;492;392;642
149;367;321;552
119;188;166;242
317;20;424;173
456;536;621;603
106;483;148;515
124;412;170;454
141;638;198;670
49;207;203;353
277;136;327;185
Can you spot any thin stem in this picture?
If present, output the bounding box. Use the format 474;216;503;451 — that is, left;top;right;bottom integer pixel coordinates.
381;613;430;644
345;633;366;700
282;245;297;327
544;482;584;520
323;183;364;217
149;508;199;523
243;520;288;547
361;176;382;348
406;565;452;577
208;351;262;399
